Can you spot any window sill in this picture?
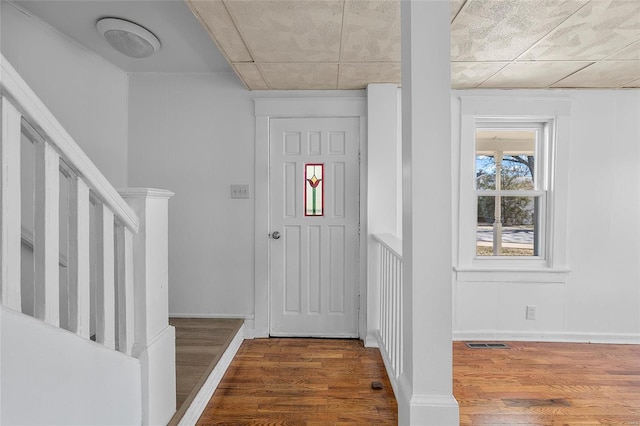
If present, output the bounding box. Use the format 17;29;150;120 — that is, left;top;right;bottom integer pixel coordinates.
454;266;571;283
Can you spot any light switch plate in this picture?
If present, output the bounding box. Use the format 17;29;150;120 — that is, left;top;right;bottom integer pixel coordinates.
230;184;250;199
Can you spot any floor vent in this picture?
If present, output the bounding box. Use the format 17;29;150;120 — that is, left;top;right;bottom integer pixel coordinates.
465;342;510;349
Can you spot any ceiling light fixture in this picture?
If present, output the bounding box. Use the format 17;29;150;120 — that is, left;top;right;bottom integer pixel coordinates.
97;18;160;59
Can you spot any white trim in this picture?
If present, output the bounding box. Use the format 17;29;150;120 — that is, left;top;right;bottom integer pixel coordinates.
253;96;367;339
168;314;255;338
119;188;174;200
373;330;399;398
453;330;640;345
461;96;572;117
409;394;460;408
454;267;571;283
397;374;460;425
254;97;366;117
177;325;245;426
457;95;572;275
169;313;254;320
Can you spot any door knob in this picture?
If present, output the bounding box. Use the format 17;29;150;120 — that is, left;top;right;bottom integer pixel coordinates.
270;231;281;240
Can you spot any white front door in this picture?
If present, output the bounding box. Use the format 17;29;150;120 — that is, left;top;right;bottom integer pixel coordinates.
269;117;360;337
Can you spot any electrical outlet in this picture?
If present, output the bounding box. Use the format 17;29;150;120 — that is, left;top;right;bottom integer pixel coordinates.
230;184;250;199
526;305;537;320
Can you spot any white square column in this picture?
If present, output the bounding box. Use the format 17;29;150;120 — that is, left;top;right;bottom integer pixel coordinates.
400;1;459;424
120;188;176;426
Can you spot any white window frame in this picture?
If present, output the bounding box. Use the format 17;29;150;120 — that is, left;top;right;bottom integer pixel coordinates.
474;120;547;263
455;97;572;283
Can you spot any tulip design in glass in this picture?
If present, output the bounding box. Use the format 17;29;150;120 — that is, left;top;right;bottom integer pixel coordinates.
305;163;324;216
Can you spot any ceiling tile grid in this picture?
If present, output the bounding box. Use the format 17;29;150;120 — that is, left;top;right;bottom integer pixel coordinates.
480;61;594;88
552;60;640;87
522;0;640;61
186;0;401;90
338;61;401;89
451;0;640;89
451;0;590;62
186;0;640;90
340;0;401;62
259;63;339;90
233;63;269;89
187;0;253;63
224;0;344;63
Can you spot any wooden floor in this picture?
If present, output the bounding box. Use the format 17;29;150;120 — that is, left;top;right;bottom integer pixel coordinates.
197;338;398;425
169;318;243;425
454;341;640;425
194;338;640;425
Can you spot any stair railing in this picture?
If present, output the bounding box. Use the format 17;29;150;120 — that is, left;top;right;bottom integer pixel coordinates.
372;233;403;394
1;54;136;354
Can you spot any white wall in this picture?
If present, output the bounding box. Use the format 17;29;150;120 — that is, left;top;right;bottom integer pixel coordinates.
1;306;142;425
127;73;256;317
1;2;129;187
127;74;368;325
452;89;640;343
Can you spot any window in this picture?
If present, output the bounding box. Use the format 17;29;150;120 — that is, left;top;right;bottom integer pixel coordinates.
304;163;324;216
475;123;546;258
456;96;571;282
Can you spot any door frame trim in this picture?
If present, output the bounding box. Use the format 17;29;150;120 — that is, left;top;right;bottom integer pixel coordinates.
252;96;367;338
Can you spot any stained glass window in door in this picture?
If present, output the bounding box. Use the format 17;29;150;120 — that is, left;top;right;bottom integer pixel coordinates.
305;163;324;216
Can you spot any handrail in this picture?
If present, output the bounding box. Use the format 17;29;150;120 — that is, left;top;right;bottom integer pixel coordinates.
1;55;176;421
0;54;138;233
373;233;402;258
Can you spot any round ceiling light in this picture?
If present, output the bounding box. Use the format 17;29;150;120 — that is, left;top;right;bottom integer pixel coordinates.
97;18;160;59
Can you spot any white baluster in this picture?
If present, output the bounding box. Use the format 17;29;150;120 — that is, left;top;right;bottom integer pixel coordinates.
34;140;59;326
96;203;115;349
116;225;135;355
68;176;90;338
0;96;22;310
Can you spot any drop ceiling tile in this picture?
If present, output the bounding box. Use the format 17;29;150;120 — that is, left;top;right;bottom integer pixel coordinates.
451;62;508;88
623;78;640;88
186;0;252;62
451;0;588;61
259;63;339;90
341;0;400;62
451;0;467;21
338;62;401;89
524;0;640;61
480;61;593;88
233;63;269;90
608;40;640;60
224;0;343;63
552;61;640;88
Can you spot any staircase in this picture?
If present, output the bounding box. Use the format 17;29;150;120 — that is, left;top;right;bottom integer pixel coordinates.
1;55;176;425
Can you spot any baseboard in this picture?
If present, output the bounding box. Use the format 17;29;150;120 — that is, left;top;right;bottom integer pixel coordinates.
397;376;459;425
169;313;255;320
364;332;379;348
454;330;640;344
372;331;399;399
176;324;245;426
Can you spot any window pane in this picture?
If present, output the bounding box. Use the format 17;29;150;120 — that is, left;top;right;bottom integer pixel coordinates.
476;155;496;190
305;163;324;216
477;195;539;257
476;129;536;191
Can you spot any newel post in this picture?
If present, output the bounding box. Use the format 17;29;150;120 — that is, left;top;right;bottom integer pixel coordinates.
119;188;176;426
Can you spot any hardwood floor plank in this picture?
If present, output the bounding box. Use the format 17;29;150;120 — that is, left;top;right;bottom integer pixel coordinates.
197;338;398;425
454;341;640;425
169;318;244;425
188;337;638;424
